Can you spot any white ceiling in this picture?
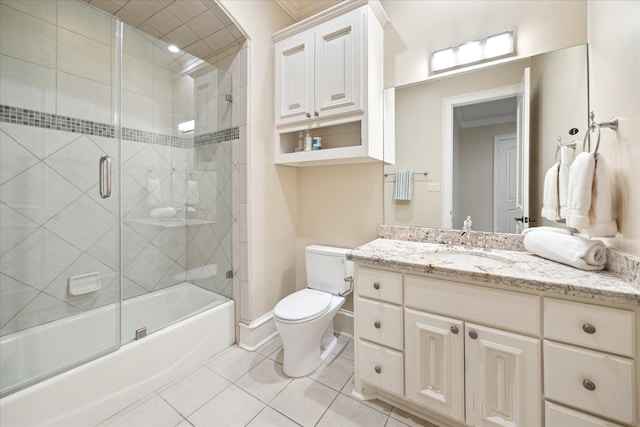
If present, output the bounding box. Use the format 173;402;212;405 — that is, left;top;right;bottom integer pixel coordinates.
274;0;342;21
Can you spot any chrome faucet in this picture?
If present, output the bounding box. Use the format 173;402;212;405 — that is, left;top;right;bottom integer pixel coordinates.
462;216;473;249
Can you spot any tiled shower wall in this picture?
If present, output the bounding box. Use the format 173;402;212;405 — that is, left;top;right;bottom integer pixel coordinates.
0;0;246;337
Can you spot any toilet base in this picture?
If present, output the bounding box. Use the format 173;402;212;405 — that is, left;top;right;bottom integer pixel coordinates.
281;320;337;378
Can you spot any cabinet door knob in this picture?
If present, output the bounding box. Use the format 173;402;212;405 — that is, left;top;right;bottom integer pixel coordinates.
374;365;382;374
582;323;596;334
468;330;478;339
450;326;459;334
314;111;319;117
373;282;380;290
582;378;596;391
306;112;311;118
374;321;381;329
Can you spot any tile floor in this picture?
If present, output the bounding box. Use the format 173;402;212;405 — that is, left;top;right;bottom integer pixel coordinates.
97;333;438;427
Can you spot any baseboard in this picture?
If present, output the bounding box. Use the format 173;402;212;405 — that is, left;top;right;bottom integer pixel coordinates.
238;311;278;351
334;309;354;336
238;308;354;351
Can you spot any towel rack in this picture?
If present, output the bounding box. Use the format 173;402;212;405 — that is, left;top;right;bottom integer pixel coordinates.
583;111;619;154
384;172;428;178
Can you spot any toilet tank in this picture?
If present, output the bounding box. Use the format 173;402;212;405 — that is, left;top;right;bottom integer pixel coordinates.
305;245;353;295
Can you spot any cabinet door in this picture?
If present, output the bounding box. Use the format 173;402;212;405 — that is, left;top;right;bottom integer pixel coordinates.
405;309;464;422
465;323;541;427
314;9;363;120
275;31;315;125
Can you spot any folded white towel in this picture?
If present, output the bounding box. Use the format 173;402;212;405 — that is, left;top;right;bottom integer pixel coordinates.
524;230;606;271
150;207;177;219
582;153;618;237
541;162;560;221
394;169;413;201
566;152;595;229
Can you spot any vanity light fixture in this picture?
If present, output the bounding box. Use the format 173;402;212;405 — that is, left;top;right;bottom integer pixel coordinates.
430;31;515;74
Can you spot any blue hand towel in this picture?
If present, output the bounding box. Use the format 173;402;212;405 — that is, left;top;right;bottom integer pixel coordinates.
394;169;413;201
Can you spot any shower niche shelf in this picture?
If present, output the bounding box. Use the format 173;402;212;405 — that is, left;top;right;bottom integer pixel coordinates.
125;218;215;228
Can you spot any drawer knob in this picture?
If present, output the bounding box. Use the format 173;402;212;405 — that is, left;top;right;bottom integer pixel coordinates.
582;378;596;391
373;282;380;290
374;321;381;329
468;330;478;339
582;323;596;334
450;326;459;334
375;365;382;374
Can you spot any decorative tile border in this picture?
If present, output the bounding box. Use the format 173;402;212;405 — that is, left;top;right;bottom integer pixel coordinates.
0;105;238;147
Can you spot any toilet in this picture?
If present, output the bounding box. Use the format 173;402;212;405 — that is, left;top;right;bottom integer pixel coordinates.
274;245;353;377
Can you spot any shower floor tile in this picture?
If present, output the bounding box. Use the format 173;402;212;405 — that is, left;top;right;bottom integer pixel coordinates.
96;333;438;427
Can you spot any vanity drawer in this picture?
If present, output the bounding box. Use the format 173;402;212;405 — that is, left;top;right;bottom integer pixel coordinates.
357;297;403;350
544;298;635;357
545;401;624;427
405;274;540;336
544;340;635;425
356;267;402;304
357;339;403;396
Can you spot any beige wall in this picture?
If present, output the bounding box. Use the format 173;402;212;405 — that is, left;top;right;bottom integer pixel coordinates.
297;164;384;311
588;1;640;256
219;1;298;321
380;0;588;88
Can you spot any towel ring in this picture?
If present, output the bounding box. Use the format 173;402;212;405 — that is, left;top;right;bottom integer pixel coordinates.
583;111;619;154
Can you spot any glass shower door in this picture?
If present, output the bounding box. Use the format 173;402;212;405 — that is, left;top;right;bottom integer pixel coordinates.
0;0;121;396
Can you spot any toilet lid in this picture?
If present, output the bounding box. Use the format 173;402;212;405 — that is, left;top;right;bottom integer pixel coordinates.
274;289;332;322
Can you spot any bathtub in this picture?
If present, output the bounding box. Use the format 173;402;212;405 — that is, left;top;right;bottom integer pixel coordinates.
0;283;235;427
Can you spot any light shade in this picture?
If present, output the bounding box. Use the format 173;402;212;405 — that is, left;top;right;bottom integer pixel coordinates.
430;31;515;73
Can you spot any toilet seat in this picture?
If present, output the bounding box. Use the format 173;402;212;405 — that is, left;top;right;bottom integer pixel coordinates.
274;289;332;323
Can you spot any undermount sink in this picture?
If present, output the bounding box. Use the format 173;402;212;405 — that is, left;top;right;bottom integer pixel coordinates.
426;252;513;268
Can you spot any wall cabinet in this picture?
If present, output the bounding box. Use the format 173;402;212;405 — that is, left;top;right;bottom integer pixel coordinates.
272;1;391;166
275;10;362;126
353;264;638;427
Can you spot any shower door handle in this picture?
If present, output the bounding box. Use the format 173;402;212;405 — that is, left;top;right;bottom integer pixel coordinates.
99;155;112;199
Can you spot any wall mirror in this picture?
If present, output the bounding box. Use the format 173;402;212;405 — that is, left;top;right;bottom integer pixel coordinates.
384;44;589;233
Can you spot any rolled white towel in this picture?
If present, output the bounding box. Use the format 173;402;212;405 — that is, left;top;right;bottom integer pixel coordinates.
523;230;606;271
521;226;571;236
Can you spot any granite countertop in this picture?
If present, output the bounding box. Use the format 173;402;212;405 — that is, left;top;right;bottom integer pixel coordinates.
348;237;640;306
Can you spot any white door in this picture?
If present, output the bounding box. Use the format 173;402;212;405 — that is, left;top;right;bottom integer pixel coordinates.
314;9;362;119
405;309;465;422
465;323;541;427
515;67;530;233
493;134;517;233
274;30;315;125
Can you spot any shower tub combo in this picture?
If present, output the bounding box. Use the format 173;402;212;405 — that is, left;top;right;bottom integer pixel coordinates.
0;283;234;426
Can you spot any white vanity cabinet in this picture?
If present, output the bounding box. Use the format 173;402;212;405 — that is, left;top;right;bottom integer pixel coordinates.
354;266;542;426
355;266;404;396
404;274;541;426
272;1;390;166
543;298;636;426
